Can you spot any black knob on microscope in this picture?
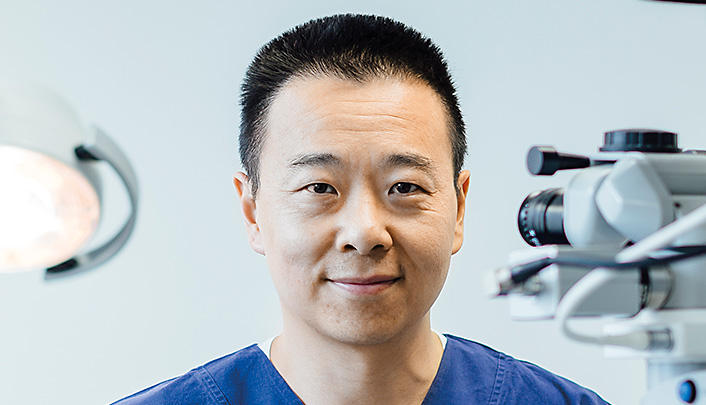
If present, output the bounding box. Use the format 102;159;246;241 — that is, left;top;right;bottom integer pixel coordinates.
600;129;681;153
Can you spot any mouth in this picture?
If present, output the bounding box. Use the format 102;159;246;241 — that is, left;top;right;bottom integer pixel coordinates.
326;275;402;296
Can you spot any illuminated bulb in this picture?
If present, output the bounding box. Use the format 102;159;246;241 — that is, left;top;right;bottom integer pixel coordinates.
0;145;99;273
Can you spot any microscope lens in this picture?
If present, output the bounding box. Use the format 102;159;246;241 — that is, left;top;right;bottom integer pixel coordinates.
518;188;570;246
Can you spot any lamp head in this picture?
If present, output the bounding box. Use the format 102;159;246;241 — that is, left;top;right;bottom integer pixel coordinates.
0;82;101;273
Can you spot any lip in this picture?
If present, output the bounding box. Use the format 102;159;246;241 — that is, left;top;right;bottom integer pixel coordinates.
327;275;401;296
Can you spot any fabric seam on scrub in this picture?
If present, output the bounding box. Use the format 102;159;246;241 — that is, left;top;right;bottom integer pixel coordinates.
488;351;507;405
195;366;231;405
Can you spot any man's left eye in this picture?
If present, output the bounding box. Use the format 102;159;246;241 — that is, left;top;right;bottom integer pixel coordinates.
390;182;420;194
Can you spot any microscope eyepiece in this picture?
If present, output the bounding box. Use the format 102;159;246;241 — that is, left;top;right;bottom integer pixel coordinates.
527;146;590;176
518;188;570;246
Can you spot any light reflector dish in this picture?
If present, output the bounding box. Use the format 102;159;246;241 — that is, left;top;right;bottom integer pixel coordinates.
0;145;100;272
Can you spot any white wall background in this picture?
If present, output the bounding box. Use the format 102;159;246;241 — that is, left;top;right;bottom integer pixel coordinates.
1;1;705;404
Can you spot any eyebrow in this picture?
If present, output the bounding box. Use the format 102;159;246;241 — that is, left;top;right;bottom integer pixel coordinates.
383;153;435;175
288;153;342;170
287;151;436;175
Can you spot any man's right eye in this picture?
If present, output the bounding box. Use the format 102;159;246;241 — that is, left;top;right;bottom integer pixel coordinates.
306;183;336;194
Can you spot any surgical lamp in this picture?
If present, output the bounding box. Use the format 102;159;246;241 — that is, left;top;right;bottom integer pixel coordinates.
0;82;138;279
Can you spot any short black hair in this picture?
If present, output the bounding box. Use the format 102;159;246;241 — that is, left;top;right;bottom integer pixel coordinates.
240;14;465;197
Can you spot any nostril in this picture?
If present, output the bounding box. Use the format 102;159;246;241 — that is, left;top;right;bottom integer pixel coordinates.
342;243;386;253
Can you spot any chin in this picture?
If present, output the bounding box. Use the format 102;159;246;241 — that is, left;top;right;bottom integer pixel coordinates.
319;311;417;347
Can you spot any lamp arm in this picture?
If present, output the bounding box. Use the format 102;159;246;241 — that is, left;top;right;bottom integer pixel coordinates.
45;126;139;279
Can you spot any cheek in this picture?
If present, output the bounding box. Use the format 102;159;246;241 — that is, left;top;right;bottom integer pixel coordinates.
407;202;457;274
257;199;335;290
396;212;455;280
408;202;458;252
259;194;330;252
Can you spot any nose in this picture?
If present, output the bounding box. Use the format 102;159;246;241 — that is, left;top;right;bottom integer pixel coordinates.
335;189;393;255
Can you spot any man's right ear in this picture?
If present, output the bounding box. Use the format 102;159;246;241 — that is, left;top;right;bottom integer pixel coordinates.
233;172;265;256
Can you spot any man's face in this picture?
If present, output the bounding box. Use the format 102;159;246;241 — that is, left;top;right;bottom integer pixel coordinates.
235;75;469;345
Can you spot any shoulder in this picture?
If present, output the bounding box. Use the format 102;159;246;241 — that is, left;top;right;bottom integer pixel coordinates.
111;344;265;405
441;335;610;404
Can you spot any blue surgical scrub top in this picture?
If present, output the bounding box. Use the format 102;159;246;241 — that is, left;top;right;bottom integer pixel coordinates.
112;334;609;404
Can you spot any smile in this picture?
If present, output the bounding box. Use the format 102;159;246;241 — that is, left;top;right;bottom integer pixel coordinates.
327;275;401;296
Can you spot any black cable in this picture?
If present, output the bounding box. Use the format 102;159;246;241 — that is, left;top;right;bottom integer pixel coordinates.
510;245;706;283
554;245;706;268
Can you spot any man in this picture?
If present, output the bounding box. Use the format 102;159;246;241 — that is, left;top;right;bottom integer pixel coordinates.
115;14;608;404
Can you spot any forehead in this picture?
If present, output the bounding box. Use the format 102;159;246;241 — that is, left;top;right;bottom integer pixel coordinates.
261;75;453;173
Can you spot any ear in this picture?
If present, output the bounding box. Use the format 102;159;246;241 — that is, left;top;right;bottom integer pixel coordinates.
452;170;471;254
233;172;265;255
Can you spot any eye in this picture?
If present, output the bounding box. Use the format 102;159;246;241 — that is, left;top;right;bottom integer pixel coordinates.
306;183;337;195
390;182;420;194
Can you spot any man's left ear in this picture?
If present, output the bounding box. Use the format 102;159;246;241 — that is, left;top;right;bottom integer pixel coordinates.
233;172;265;255
452;170;471;254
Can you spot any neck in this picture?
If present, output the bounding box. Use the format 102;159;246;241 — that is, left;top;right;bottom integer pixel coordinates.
270;315;444;405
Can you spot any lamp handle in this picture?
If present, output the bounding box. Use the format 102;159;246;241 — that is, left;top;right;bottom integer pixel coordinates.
45;126;139;279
